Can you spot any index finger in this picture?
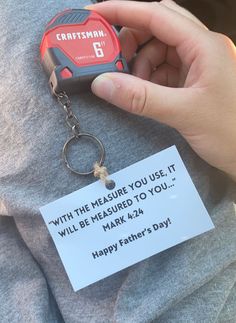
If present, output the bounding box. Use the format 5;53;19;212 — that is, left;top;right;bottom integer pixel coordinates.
119;27;153;61
86;1;208;48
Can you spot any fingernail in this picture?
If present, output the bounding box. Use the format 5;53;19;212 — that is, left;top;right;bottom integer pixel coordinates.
91;75;115;100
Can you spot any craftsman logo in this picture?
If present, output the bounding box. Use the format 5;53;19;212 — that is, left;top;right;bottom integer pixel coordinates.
56;30;106;41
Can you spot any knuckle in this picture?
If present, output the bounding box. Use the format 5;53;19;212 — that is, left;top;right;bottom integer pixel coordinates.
130;85;148;116
160;0;174;5
213;32;234;50
151;1;161;9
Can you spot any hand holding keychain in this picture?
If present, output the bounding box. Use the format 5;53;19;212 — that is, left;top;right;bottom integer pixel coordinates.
40;9;128;189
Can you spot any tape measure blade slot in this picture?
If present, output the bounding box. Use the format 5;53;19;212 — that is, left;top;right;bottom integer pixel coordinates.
45;47;129;94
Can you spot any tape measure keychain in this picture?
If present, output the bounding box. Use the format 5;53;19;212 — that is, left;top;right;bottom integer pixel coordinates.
40;9;128;189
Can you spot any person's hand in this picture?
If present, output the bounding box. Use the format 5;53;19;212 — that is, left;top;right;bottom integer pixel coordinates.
87;0;236;181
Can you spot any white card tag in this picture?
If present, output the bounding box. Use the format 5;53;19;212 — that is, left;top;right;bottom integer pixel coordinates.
40;146;214;291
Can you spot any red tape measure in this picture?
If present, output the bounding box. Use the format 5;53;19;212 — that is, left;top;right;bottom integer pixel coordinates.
40;9;129;95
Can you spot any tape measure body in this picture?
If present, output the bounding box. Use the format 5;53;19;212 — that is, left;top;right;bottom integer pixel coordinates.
40;9;128;94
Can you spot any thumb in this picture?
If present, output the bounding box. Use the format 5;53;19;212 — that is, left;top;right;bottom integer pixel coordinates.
91;72;194;129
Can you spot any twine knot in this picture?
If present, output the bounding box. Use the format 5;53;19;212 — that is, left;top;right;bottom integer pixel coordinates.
93;162;115;190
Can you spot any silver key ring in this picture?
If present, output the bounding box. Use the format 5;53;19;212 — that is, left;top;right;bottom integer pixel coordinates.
62;132;105;176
